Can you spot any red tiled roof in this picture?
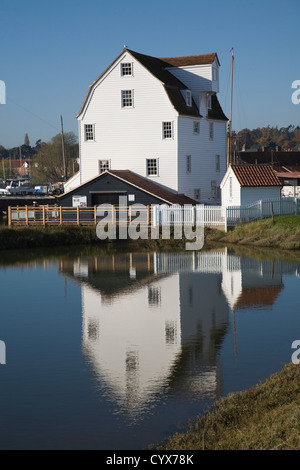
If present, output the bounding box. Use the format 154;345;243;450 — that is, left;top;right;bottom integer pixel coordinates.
108;170;198;205
231;165;282;187
235;286;283;309
60;169;198;205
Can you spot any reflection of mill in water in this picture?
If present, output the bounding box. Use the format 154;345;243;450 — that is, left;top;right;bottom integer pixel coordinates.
59;249;297;419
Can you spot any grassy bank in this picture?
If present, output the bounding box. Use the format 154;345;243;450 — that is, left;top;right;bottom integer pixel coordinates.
0;225;189;251
1;215;299;252
157;362;300;450
206;215;300;250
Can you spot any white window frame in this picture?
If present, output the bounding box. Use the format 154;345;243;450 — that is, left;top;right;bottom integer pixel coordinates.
99;159;110;173
212;67;218;81
84;124;95;141
146;158;159;176
121;62;133;76
209;122;214;140
186;155;191;174
186;90;192;107
193;121;200;135
121;89;134;107
162;121;173;139
229;176;233;198
207;95;212;110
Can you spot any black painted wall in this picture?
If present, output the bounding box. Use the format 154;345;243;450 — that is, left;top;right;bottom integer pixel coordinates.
58;173;169;207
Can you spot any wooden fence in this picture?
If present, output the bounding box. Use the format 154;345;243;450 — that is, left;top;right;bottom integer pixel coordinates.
8;205;153;227
7;197;300;230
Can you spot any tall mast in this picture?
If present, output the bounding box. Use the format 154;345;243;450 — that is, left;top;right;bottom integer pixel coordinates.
227;48;234;168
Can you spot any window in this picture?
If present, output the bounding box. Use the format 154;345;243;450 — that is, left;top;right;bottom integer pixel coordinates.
209;122;214;140
193;121;200;134
163;121;173;139
186;155;191;174
165;320;177;345
186;90;192;107
207;95;212;109
148;286;161;306
194;188;200;200
212;67;218;81
99;160;110;173
84;124;94;141
121;62;133;76
146;158;158;176
121;89;133;107
229;176;233;198
216;154;220;172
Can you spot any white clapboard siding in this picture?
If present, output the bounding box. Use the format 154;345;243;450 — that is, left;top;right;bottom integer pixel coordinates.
177;116;226;203
79;52;178;190
78;49;227;201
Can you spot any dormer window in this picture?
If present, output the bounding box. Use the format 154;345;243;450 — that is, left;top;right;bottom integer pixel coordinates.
186;90;192;107
207;95;212;110
212;67;218;81
121;63;133;76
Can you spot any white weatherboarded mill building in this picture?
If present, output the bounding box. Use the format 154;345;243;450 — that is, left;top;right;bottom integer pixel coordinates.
76;47;228;204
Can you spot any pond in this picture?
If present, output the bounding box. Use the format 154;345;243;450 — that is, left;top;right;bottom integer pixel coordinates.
0;246;299;450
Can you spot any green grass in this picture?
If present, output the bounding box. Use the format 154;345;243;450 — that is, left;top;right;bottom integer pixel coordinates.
156;363;300;450
0;225;188;251
206;215;300;250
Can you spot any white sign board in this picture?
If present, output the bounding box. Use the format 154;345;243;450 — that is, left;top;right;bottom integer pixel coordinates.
72;196;87;207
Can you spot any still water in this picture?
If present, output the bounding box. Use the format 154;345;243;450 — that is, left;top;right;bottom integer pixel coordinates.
0;247;299;450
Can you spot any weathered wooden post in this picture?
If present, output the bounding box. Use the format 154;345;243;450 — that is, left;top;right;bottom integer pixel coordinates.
59;206;62;226
25;205;29;226
270;201;274;224
8;206;11;227
77;206;80;226
42;206;46;227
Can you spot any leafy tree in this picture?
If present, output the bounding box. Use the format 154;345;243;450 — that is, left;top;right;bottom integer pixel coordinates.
31;132;78;184
24;133;30;147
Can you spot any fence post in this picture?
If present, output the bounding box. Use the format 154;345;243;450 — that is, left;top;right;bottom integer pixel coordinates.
60;206;62;225
147;205;150;226
25;205;29;226
260;200;263;218
42;206;46;227
77;206;80;226
8;206;11;227
94;205;97;225
225;207;228;232
270;202;274;224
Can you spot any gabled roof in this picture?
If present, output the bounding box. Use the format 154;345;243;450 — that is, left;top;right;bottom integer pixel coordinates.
230;165;282;187
60;169;198;206
108;170;198;205
77;48;225;120
234;286;283;309
159;53;220;67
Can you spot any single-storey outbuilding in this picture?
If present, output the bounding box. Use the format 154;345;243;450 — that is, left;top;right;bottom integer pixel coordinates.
220;165;282;207
58;169;198;207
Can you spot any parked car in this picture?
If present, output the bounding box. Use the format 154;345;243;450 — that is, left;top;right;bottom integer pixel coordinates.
0;188;11;196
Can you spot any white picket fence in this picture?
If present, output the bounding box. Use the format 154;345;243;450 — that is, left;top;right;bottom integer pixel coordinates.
153;197;300;232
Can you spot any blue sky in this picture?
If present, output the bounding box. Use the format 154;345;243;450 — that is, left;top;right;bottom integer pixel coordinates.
0;0;299;148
